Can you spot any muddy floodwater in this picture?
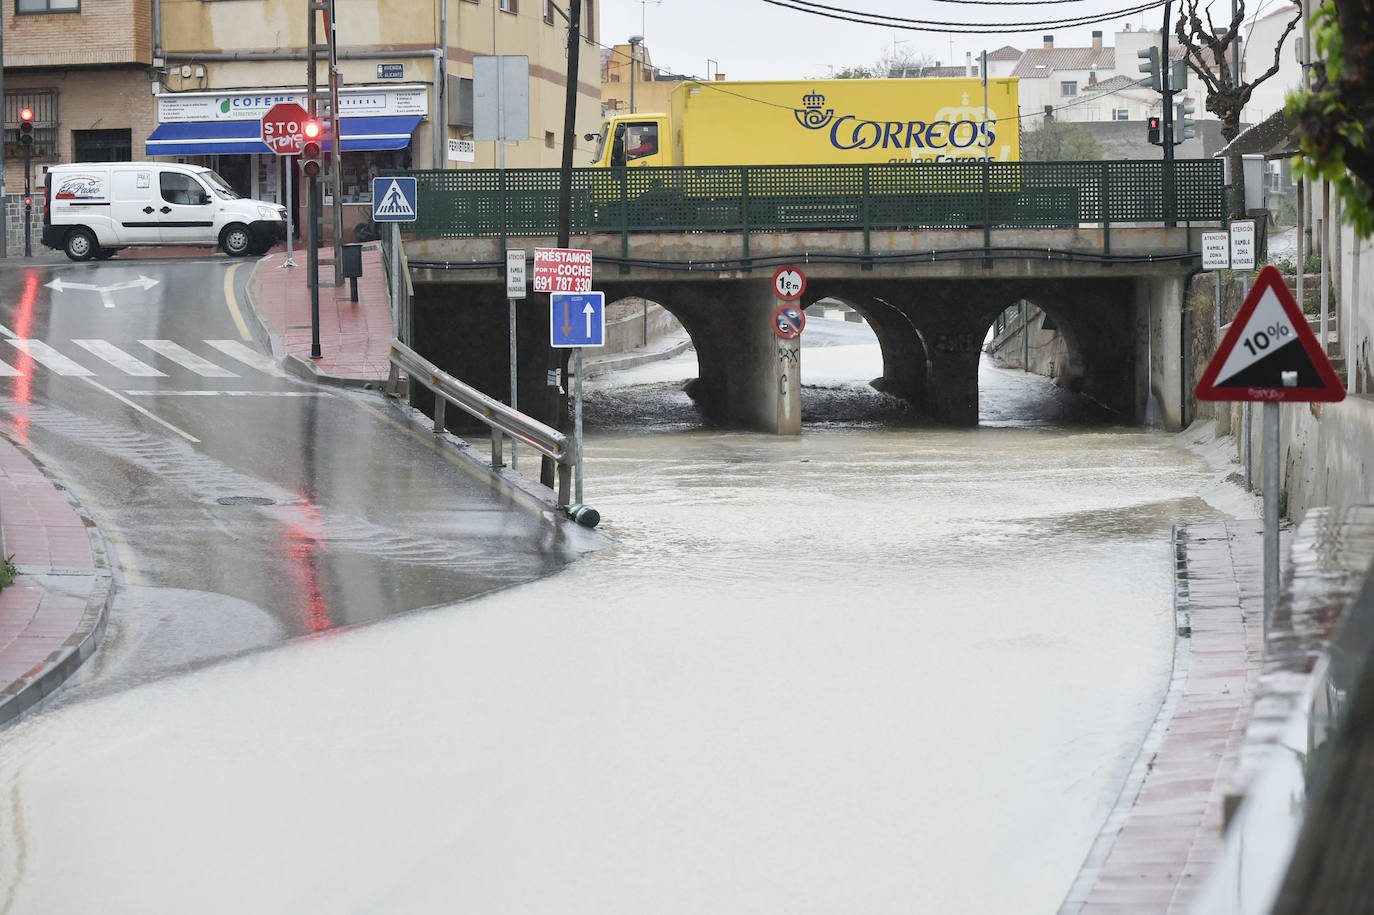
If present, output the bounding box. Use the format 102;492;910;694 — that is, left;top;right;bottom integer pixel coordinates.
0;319;1257;914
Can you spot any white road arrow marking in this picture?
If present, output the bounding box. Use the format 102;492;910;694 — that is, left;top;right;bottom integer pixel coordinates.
46;275;159;307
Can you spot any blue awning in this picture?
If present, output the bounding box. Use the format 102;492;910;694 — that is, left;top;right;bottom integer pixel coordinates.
146;116;422;156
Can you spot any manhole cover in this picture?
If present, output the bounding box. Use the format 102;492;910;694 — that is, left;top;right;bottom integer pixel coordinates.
216;496;276;506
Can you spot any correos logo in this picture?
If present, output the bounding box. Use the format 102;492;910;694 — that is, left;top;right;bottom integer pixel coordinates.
792;92;1000;161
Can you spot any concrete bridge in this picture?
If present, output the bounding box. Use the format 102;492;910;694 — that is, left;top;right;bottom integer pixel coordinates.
404;226;1205;434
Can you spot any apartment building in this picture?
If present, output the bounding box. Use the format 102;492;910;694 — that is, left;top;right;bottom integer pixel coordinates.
2;0;603;250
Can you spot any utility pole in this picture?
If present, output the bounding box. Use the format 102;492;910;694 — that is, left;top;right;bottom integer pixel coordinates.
307;0;325;357
1161;0;1177;227
628;35;642;114
544;0;582;490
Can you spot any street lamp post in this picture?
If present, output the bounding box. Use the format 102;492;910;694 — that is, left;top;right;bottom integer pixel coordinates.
628;35;643;114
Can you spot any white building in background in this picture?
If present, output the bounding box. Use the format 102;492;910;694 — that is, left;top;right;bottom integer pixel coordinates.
1242;2;1305;122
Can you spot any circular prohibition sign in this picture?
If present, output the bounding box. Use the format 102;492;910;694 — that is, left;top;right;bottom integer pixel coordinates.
772;303;806;340
772;265;806;301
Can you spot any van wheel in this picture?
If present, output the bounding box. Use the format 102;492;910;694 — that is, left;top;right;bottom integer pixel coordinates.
220;224;253;257
64;228;97;261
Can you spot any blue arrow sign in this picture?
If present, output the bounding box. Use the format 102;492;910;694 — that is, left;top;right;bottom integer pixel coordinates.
551;292;605;348
372;177;418;222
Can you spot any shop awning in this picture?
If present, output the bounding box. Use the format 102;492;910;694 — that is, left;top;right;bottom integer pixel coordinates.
146;116;422;156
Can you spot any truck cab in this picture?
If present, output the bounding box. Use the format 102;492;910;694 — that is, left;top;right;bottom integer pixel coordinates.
590;114;672;167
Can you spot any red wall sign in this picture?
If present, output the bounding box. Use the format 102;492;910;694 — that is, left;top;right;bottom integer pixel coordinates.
533;247;593;293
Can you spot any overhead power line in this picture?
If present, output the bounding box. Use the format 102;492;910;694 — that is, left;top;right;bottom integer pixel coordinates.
759;0;1168;33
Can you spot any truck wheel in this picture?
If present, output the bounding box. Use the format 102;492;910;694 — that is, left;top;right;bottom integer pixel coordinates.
220;224;253;257
64;228;97;261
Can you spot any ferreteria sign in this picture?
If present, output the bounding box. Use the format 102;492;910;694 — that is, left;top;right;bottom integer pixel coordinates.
157;85;428;122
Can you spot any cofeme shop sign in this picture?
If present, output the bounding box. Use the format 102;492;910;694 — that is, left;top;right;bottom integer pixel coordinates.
157;85;428;122
533;247;593;293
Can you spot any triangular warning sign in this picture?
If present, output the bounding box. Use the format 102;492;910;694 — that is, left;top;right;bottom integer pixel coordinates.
1195;264;1345;402
374;180;415;218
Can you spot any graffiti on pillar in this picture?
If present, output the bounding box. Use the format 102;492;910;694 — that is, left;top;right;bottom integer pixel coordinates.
929;331;984;355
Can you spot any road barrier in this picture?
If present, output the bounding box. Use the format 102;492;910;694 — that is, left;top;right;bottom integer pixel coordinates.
387;340;573;506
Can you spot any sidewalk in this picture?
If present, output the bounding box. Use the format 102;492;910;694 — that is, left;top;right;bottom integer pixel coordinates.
0;436;112;726
1061;520;1271;913
246;242;395;384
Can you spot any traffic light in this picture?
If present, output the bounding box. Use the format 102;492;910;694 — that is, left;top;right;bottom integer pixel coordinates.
300;118;323;179
1137;46;1161;92
1176;98;1197;143
19;107;34;147
1147;116;1162;146
1172;59;1188;91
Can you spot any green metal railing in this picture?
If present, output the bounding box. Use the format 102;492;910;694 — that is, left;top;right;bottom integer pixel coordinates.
385;159;1224;244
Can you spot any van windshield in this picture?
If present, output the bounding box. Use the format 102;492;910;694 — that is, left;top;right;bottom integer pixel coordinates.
202;170;242;200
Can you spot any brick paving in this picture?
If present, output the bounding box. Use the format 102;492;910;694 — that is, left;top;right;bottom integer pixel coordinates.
0;435;111;725
247;243;394;382
1062;520;1271;913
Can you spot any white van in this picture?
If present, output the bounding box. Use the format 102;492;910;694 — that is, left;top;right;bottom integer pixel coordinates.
41;162;287;261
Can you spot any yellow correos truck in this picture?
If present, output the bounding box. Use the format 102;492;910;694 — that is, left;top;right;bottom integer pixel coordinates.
589;77;1019;168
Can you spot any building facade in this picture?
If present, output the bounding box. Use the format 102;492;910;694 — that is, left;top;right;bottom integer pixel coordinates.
2;0;603;251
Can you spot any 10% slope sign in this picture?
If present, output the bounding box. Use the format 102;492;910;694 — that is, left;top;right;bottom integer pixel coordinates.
1241;321;1292;358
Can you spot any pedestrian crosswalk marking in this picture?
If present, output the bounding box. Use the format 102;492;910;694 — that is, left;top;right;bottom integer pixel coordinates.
206;340;289;378
7;339;95;376
73;339;167;377
139;340;239;378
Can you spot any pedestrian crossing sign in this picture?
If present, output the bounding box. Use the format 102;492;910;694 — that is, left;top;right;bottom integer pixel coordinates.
372;177;418;222
1195;264;1345;402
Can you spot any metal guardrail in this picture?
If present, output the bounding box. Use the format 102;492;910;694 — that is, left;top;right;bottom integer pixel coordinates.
385;159;1226;240
387;340;573;506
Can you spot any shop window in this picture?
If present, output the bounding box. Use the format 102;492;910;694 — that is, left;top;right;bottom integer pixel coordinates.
5;90;58;159
17;0;78;12
341;148;410;205
73;128;131;162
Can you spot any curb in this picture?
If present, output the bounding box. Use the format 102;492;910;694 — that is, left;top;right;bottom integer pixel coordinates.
0;571;113;727
0;435;117;729
1058;524;1197;913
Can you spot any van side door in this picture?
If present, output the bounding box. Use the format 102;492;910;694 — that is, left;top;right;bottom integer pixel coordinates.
108;168;161;245
156;171;216;245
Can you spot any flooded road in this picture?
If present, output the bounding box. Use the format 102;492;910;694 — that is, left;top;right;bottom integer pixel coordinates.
0;317;1257;914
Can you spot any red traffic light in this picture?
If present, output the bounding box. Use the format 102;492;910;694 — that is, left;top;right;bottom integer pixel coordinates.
18;107;34;147
1146;116;1162;146
19;108;33;123
302;119;321;140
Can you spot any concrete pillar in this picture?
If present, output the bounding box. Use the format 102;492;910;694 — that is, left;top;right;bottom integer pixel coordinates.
1136;276;1185;431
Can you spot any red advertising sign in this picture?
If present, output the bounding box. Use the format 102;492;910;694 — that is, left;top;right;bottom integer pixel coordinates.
261;102;311;156
533;247;593;293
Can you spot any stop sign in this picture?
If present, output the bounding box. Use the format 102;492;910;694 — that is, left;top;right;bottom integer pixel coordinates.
261;102;310;156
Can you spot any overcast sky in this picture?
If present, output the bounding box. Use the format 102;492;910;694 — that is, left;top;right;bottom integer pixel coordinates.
597;0;1177;82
